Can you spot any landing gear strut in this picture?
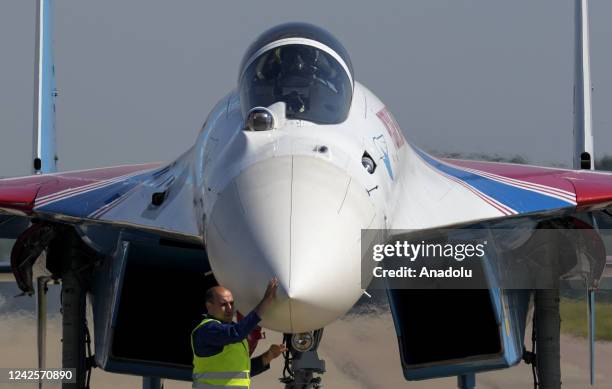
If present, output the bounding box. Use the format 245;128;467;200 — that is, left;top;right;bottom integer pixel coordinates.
61;268;88;389
534;289;561;389
280;329;326;389
47;229;97;389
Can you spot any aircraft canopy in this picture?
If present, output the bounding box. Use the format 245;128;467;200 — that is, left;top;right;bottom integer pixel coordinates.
238;23;354;125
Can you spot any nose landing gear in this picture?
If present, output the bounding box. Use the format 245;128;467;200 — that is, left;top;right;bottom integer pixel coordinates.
280;329;326;389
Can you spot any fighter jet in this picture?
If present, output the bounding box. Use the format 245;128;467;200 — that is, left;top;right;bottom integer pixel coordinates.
0;2;609;388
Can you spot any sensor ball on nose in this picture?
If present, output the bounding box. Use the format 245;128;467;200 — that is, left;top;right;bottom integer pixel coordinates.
245;107;274;131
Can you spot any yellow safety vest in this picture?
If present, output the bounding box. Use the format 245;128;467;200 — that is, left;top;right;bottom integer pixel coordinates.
191;317;251;389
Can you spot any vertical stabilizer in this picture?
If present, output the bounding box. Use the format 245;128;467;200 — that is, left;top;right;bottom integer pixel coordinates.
574;1;597;385
33;0;57;174
573;0;594;170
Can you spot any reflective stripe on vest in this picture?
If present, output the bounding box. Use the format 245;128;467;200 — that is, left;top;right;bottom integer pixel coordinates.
193;372;250;380
192;383;249;389
191;317;251;388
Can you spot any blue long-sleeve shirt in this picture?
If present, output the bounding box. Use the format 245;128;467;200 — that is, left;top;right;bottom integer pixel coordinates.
192;311;269;376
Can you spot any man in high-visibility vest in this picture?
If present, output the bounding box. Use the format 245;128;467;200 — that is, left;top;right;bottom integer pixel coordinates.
191;278;286;388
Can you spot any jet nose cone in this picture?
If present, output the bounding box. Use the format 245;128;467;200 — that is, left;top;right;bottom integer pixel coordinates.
206;156;375;333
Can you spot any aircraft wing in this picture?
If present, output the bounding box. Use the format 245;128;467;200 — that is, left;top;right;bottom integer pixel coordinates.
386;147;612;381
390;146;612;230
0;157;201;243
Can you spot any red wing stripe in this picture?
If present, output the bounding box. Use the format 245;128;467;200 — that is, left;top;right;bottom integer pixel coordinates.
37;173;132;203
414;151;516;215
436;169;516;215
461;166;575;197
454;166;577;203
35;169;152;208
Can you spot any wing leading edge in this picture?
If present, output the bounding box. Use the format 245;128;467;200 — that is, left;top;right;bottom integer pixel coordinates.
0;160;201;243
391;146;612;231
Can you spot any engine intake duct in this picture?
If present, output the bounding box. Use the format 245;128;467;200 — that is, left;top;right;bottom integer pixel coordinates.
92;231;215;380
387;288;527;380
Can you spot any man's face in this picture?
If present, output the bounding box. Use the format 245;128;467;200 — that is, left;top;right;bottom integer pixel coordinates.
206;289;235;323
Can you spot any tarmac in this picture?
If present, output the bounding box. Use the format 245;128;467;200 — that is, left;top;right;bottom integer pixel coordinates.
0;308;609;389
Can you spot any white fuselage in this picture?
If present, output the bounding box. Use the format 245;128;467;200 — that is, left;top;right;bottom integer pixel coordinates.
185;79;511;333
193;83;400;333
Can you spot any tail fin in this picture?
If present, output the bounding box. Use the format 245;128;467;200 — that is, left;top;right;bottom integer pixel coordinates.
573;0;594;170
573;2;596;385
32;0;58;174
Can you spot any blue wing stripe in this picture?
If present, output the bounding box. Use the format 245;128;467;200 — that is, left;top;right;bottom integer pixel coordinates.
413;148;574;213
35;170;154;217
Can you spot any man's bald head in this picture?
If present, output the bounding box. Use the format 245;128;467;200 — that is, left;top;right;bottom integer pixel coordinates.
205;286;231;303
205;286;235;323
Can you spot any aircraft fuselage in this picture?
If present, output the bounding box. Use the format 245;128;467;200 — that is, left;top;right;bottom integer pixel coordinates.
193;84;403;332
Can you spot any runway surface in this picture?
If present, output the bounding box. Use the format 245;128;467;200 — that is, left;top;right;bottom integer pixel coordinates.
0;307;609;389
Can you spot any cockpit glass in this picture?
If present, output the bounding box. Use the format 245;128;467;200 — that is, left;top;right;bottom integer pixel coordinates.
239;44;353;124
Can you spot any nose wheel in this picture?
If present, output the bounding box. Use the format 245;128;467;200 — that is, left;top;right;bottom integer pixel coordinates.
280;329;326;389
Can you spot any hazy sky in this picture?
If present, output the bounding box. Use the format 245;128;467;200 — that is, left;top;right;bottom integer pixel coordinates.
1;0;611;177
